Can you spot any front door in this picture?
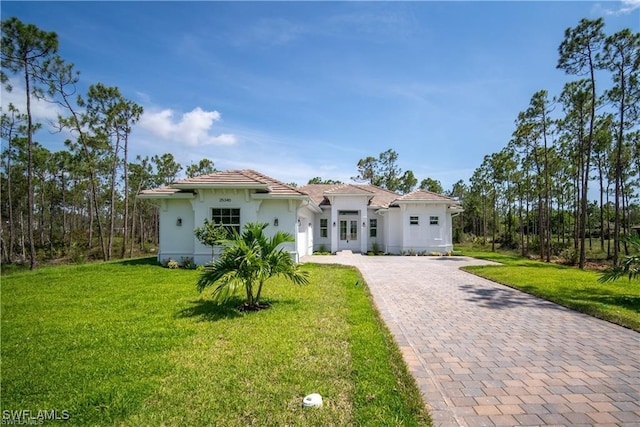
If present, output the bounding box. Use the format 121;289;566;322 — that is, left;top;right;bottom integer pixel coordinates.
339;218;359;252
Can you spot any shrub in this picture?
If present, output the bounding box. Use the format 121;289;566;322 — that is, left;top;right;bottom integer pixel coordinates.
70;243;86;264
560;248;578;265
181;257;195;269
371;242;381;255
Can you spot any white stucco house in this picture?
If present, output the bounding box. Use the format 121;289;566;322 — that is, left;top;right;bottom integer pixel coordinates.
138;169;463;265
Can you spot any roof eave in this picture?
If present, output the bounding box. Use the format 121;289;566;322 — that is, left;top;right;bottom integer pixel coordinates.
172;183;270;190
250;193;309;200
137;192;195;199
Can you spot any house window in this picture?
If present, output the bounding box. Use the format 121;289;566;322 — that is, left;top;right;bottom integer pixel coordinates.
369;219;377;238
430;216;439;225
320;218;328;238
410;216;419;225
212;208;240;234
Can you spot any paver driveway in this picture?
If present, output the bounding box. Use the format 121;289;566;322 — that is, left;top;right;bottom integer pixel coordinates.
301;253;640;427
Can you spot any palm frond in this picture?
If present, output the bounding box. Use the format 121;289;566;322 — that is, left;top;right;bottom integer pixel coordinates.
598;235;640;283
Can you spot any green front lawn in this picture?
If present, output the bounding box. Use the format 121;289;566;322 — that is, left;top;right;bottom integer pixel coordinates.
459;249;640;332
1;258;430;426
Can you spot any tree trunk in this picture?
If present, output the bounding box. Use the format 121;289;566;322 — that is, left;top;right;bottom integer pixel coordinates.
24;63;37;269
121;135;130;258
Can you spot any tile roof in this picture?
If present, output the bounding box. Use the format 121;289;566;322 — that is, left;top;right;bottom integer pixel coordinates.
298;184;400;208
139;170;460;209
138;187;188;197
391;189;459;204
140;169;307;197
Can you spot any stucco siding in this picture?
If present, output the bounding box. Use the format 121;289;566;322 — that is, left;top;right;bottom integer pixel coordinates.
158;199;195;263
386;208;403;253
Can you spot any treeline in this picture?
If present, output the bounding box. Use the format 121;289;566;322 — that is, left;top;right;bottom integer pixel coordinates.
0;18;217;268
2;17;637;271
458;18;639;268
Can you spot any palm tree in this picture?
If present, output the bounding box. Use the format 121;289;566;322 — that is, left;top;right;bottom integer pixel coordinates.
196;222;309;310
599;235;640;283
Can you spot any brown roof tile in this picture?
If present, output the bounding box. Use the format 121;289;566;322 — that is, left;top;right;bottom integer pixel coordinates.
141;169;306;197
138;187;190;197
297;184;400;208
392;189;459;204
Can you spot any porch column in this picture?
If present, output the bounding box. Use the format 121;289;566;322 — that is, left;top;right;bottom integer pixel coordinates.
361;212;368;253
330;208;338;253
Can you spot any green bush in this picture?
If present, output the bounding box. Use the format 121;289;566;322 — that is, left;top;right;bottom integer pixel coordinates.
180;257;195;269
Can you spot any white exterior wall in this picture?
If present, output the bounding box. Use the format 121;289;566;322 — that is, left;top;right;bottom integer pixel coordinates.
256;199;298;258
367;208;384;252
190;189;260;265
400;204;452;254
154;189;301;266
154;187;457;262
158;198;195;263
296;204;317;259
385;208;403;254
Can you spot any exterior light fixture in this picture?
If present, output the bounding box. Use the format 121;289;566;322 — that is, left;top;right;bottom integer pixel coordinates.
362;221;366;228
333;221;336;227
274;218;279;227
176;217;182;226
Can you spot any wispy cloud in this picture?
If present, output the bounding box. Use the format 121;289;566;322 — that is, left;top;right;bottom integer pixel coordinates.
593;0;640;16
231;17;310;47
327;5;418;41
138;107;237;147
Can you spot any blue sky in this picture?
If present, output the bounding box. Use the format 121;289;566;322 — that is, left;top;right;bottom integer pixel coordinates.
2;1;639;190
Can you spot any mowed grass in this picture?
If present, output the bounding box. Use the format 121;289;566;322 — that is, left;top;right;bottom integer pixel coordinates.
459;248;640;332
1;258;430;426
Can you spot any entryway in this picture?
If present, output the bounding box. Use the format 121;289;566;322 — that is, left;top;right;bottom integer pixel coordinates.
338;210;360;252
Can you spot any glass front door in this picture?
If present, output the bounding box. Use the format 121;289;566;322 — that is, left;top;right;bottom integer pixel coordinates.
339;219;359;250
339;220;358;241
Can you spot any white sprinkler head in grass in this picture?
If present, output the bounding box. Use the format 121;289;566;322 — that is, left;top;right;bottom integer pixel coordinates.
302;393;323;408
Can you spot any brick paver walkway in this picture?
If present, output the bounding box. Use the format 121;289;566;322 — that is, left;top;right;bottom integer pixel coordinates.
301;253;640;427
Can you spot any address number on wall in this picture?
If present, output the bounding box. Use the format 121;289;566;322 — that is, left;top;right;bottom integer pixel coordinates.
219;198;232;203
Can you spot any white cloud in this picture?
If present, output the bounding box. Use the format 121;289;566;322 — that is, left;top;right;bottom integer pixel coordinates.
595;0;640;15
139;107;237;147
0;78;64;125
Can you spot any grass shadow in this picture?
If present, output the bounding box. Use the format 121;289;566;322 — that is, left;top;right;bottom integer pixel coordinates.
458;283;566;311
434;256;467;262
175;297;302;322
114;257;159;267
175;298;245;322
559;286;640;313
